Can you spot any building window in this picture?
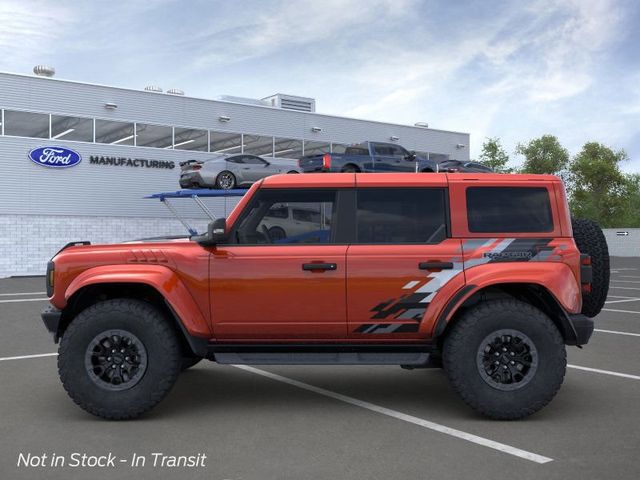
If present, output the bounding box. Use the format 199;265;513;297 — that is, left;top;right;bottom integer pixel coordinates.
304;140;331;156
50;115;93;142
244;134;274;156
210;131;243;154
173;127;208;151
273;137;303;159
3;110;49;138
135;123;173;149
95;119;135;145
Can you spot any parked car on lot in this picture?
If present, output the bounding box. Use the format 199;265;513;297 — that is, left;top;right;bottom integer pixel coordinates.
43;172;609;420
179;154;300;189
298;141;438;173
262;204;332;242
437;159;494;173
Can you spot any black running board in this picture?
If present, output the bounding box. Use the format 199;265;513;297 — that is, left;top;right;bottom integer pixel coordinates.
208;343;435;366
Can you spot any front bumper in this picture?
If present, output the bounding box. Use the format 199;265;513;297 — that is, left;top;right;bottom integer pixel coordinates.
41;305;62;343
566;313;594;346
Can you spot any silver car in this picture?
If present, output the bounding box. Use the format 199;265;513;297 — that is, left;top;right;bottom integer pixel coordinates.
179;154;300;190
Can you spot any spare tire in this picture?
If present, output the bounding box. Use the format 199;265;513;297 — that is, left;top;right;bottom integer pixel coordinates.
571;218;610;317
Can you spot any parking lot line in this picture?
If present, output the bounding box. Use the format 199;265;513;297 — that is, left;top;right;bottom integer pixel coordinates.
0;352;57;362
602;308;640;314
568;364;640;381
0;291;46;296
616;275;640;279
233;365;553;464
0;298;48;304
611;280;640;284
594;328;640;337
609;285;640;291
604;298;640;304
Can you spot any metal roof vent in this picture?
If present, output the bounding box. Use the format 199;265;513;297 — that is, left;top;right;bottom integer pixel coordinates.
33;65;55;77
144;85;163;93
167;88;185;96
262;94;316;112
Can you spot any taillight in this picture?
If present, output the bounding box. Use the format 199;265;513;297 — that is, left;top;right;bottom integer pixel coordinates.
46;261;55;297
322;154;331;170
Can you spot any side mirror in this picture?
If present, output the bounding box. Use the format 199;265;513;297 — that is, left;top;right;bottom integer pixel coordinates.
405;151;417;161
194;218;227;246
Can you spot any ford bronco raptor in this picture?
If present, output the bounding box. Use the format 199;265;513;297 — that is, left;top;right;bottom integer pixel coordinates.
41;173;609;420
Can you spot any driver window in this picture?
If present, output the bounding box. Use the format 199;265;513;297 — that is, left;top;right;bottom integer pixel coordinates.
234;189;336;244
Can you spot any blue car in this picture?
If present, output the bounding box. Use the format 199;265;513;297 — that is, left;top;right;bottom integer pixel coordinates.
298;141;438;173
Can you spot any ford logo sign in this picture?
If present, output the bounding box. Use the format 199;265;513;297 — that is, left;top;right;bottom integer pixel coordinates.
28;146;82;168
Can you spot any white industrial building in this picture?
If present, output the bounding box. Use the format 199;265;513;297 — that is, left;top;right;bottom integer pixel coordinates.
0;68;470;277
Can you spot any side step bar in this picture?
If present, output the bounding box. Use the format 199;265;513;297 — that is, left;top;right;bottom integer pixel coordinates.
207;343;436;366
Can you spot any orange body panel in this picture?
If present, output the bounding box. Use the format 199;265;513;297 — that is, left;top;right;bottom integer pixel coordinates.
51;242;212;337
209;245;348;339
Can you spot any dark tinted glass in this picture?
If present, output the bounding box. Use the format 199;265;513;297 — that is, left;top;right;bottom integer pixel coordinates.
356;189;447;243
466;187;553;233
235;189;335;244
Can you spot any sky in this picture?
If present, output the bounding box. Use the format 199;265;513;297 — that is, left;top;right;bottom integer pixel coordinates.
1;0;639;171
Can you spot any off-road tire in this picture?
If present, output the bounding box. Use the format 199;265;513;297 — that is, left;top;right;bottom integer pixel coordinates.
443;299;566;420
58;299;182;420
181;356;202;371
571;217;610;317
215;171;236;190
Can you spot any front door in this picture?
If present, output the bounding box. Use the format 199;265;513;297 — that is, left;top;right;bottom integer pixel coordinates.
210;187;349;339
346;186;464;338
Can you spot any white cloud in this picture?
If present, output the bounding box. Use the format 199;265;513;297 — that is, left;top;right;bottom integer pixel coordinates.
0;1;75;65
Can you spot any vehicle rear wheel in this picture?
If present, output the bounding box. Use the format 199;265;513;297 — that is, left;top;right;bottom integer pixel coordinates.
341;164;359;173
571;217;610;317
58;299;182;420
215;171;236;190
287;170;299;174
443;299;566;420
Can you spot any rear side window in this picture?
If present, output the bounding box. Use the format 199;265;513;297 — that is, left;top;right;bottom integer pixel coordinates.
466;187;553;233
356;188;447;244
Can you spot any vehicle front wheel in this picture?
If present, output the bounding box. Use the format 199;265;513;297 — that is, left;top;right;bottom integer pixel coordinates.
443;299;566;420
215;171;236;190
58;299;183;420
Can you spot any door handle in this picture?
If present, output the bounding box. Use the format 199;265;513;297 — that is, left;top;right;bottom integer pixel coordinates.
419;261;454;270
302;263;337;271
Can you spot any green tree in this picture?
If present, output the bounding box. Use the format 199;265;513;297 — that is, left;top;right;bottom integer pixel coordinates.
477;137;512;173
568;142;630;227
618;174;640;228
516;135;569;175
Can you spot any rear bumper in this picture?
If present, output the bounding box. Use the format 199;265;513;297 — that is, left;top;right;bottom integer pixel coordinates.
41;305;62;343
566;313;594;346
179;172;206;188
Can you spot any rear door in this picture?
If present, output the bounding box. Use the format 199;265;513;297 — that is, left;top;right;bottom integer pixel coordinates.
346;177;464;338
210;187;351;339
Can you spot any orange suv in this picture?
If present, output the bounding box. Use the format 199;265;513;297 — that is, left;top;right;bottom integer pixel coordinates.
42;173;609;420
